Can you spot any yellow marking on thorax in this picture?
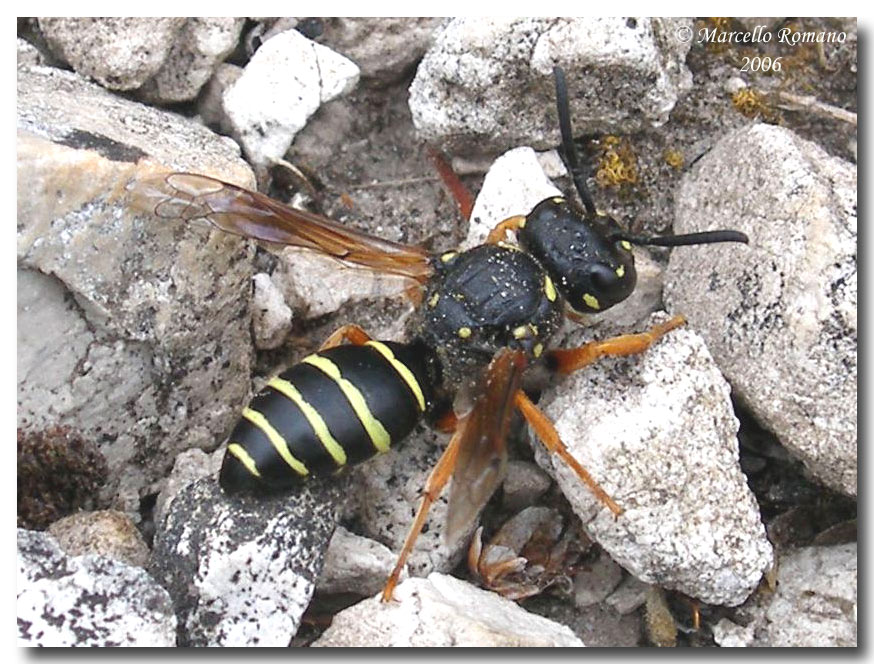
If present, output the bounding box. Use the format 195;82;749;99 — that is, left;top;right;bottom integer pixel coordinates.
268;377;348;465
616;265;625;278
227;443;261;478
302;354;392;454
544;275;557;302
583;293;601;310
458;327;472;339
241;407;309;476
366;341;427;412
620;240;632;251
440;251;458;263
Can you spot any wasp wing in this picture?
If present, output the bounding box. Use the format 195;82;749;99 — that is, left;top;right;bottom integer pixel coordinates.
445;349;528;542
129;172;435;283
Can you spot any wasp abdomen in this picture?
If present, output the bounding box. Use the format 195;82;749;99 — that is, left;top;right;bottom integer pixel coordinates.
220;340;435;493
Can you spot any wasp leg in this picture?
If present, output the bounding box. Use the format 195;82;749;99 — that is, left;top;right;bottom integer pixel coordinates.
486;215;527;244
433;407;458;434
428;146;474;221
317;324;373;351
381;421;465;602
514;390;622;516
547;315;686;375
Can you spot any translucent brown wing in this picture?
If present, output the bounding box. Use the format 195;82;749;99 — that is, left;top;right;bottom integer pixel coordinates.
129;172;435;283
445;349;528;541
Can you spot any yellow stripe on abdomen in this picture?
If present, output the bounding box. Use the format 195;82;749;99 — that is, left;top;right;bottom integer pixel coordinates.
227;442;262;478
267;376;348;466
365;341;427;412
241;407;309;476
302;354;392;454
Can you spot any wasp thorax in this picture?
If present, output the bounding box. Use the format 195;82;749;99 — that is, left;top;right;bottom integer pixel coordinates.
518;197;637;314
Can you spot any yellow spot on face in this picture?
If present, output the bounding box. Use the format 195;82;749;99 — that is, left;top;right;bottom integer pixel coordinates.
616;265;625;278
440;251;458;263
513;326;528;339
458;327;472;339
583;293;600;310
544;275;557;302
241;407;309;476
227;443;261;478
268;377;347;465
620;240;632;251
551;197;564;204
366;341;427;412
302;355;392;453
533;343;543;358
428;292;440;308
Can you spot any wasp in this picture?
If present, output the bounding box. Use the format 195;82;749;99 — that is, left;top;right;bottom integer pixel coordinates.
130;66;748;602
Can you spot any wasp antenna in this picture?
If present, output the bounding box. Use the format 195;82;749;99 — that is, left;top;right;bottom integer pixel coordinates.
553;66;596;217
614;229;750;247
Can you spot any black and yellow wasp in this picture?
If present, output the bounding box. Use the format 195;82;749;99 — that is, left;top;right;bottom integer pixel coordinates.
130;67;747;601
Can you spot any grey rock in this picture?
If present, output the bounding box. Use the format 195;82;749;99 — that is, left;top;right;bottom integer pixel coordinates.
150;477;341;646
17;529;175;646
18;66;255;512
664;124;857;497
272;248;415;324
321;18;443;82
501;460;552;513
463;146;562;250
137;18;244;103
713;543;857;647
349;427;474;579
316;526;407;596
313;573;584;647
573;552;624;607
223;28;360;166
535;313;773;606
17;37;44;67
251;272;293;350
409;17;693;155
47;510;150;569
196;62;243;134
605;574;650;614
39;18;185;90
153;447;224;528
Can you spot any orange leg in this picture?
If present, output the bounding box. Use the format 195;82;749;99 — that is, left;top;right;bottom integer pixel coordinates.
486;215;527;244
318;324;373;351
514;391;622;516
433;409;459;434
548;315;686;375
381;419;466;602
428;146;474;221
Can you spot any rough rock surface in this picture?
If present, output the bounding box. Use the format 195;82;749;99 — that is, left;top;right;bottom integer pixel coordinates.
251;272;293;349
137;18;244;103
316;526;407;597
410;17;693;155
17;66;255;512
713;543;857;647
463;146;562;249
313;573;584;647
38;18;186;90
17;529;176;646
223;28;360;166
320;17;443;82
150;478;341;646
47;510;150;568
535;313;773;606
349;427;475;579
664;124;857;497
